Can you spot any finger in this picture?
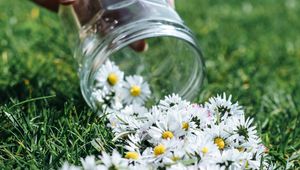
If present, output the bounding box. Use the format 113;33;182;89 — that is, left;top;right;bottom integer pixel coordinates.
32;0;60;12
129;40;149;52
32;0;76;12
34;0;148;52
100;8;149;53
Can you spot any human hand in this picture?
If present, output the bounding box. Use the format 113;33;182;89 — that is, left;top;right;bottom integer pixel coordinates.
32;0;175;52
33;0;175;12
32;0;75;12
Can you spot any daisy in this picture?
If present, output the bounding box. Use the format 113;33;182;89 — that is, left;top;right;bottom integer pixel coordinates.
158;93;190;112
239;152;261;170
143;106;163;127
226;116;260;150
148;112;183;144
125;134;143;152
98;150;128;170
144;144;169;165
121;75;151;105
190;134;219;159
168;106;198;135
144;139;183;166
120;104;148;117
124;151;140;161
186;104;213;129
204;123;231;150
166;163;185;170
197;163;220;170
128;163;153;170
205;93;244;123
91;88;123;111
162;139;187;164
124;140;153;166
91;89;105;106
61;162;80;170
167;163;192;170
214;149;246;169
95;60;124;92
108;112;142;134
244;144;268;169
80;156;99;170
106;105;146;134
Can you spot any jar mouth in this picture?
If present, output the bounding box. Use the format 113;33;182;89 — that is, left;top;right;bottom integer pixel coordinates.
79;20;205;110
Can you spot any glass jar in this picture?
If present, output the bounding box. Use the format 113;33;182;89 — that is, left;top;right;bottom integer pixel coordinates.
59;0;205;110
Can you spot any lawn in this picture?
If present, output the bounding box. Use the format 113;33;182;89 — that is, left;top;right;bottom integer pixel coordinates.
0;0;300;169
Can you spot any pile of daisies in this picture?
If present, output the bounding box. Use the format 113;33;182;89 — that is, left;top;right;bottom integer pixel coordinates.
62;60;272;170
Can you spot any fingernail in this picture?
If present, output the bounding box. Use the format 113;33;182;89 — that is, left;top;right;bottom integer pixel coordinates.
130;40;148;52
60;0;75;5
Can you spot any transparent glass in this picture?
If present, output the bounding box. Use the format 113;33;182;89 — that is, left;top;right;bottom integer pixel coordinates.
59;0;205;110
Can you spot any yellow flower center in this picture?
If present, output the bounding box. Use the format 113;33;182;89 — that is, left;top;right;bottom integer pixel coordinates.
107;73;118;86
171;156;180;161
162;131;174;139
130;85;141;97
237;147;244;152
214;137;225;150
125;152;139;160
201;147;209;154
182;122;189;131
154;144;166;156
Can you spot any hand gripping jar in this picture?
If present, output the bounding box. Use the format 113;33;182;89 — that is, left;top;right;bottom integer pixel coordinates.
59;0;205;110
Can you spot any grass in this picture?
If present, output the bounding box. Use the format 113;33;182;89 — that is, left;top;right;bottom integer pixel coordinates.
0;0;300;169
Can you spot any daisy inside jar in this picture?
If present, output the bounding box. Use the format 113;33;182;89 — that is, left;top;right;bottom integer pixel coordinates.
95;60;124;92
123;75;151;105
91;60;151;110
